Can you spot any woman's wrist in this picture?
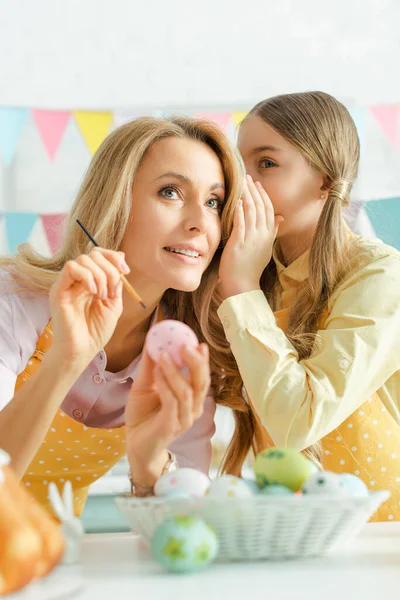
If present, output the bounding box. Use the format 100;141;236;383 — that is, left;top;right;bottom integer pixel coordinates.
127;449;170;491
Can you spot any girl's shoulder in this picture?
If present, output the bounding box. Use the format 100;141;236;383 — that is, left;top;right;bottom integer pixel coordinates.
328;235;400;309
348;234;400;267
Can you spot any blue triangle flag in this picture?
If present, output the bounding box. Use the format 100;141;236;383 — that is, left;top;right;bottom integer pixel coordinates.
364;197;400;250
0;107;29;165
5;212;38;254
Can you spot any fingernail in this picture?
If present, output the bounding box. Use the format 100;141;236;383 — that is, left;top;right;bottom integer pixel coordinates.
102;289;108;300
90;282;98;295
255;181;263;190
161;352;172;364
120;260;130;274
183;344;195;356
246;174;253;183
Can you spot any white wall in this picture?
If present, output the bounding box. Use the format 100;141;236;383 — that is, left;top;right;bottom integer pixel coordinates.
1;0;400;110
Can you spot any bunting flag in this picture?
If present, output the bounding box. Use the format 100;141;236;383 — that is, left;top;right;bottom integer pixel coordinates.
194;112;232;132
370;105;398;147
0;102;400;258
0;107;29;165
73;111;113;155
231;111;248;127
32;110;71;161
4;213;37;255
41;214;68;255
364;197;400;251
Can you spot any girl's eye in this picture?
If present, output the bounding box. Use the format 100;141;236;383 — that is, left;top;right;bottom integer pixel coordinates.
259;159;276;169
160;186;180;200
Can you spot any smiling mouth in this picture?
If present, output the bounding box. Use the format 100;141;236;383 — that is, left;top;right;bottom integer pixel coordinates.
164;247;201;258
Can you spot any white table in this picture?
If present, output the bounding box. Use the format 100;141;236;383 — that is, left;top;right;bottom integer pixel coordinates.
66;523;400;600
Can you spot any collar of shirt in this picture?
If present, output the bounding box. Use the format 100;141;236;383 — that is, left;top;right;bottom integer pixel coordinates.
272;245;310;288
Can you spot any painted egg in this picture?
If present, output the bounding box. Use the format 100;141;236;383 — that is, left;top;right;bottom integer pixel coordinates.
154;468;210;498
254;448;314;491
302;471;346;495
165;491;191;499
206;475;255;498
260;484;293;496
339;473;369;497
145;320;199;367
242;478;262;494
151;516;218;573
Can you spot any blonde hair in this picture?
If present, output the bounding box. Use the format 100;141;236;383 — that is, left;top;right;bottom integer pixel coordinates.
0;116;258;474
232;91;360;467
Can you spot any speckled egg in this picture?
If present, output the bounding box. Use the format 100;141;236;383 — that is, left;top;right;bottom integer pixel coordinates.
254;448;314;491
302;471;346;495
145;320;199;367
154;468;210;498
260;484;293;496
151;516;218;573
206;475;256;498
242;478;262;494
165;491;191;499
339;473;369;497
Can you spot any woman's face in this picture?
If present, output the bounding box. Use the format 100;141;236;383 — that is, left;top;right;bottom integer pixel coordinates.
121;137;225;294
238;115;325;239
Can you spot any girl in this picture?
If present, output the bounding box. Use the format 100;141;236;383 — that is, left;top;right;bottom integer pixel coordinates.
0;115;245;515
217;91;400;521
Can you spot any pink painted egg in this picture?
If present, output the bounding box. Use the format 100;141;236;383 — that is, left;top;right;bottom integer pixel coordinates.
145;320;199;367
154;468;210;498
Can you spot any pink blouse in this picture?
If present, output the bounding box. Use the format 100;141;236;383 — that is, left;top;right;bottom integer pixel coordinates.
0;271;216;473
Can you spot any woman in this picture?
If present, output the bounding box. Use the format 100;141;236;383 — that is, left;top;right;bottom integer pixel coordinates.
0;115;245;514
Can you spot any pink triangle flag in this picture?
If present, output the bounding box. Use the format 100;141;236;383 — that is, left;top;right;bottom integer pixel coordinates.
370;105;398;147
32;110;71;161
194;112;232;132
41;214;68;255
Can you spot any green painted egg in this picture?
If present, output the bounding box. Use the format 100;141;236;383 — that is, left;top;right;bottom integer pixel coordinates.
254;447;314;491
151;516;218;573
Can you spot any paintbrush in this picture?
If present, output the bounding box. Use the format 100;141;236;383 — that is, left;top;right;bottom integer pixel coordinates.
76;219;147;310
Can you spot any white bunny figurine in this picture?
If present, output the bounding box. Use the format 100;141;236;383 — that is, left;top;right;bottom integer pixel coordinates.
48;481;84;565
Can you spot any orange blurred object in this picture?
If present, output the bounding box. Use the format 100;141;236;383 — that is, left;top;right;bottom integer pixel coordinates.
0;449;65;596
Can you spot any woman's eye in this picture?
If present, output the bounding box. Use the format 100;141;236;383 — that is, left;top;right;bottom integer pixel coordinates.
160;187;180;200
260;159;276;169
206;198;223;210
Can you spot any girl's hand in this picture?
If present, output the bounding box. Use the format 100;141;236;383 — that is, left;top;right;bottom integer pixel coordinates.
49;248;129;368
219;175;284;299
124;344;210;487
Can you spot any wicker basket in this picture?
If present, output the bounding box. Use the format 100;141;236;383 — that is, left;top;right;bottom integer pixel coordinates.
115;491;389;561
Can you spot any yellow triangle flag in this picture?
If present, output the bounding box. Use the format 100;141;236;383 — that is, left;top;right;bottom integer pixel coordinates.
231;111;248;127
73;111;113;155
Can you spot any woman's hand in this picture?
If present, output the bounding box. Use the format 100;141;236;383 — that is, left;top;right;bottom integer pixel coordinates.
218;175;284;299
48;248;129;369
124;343;211;487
